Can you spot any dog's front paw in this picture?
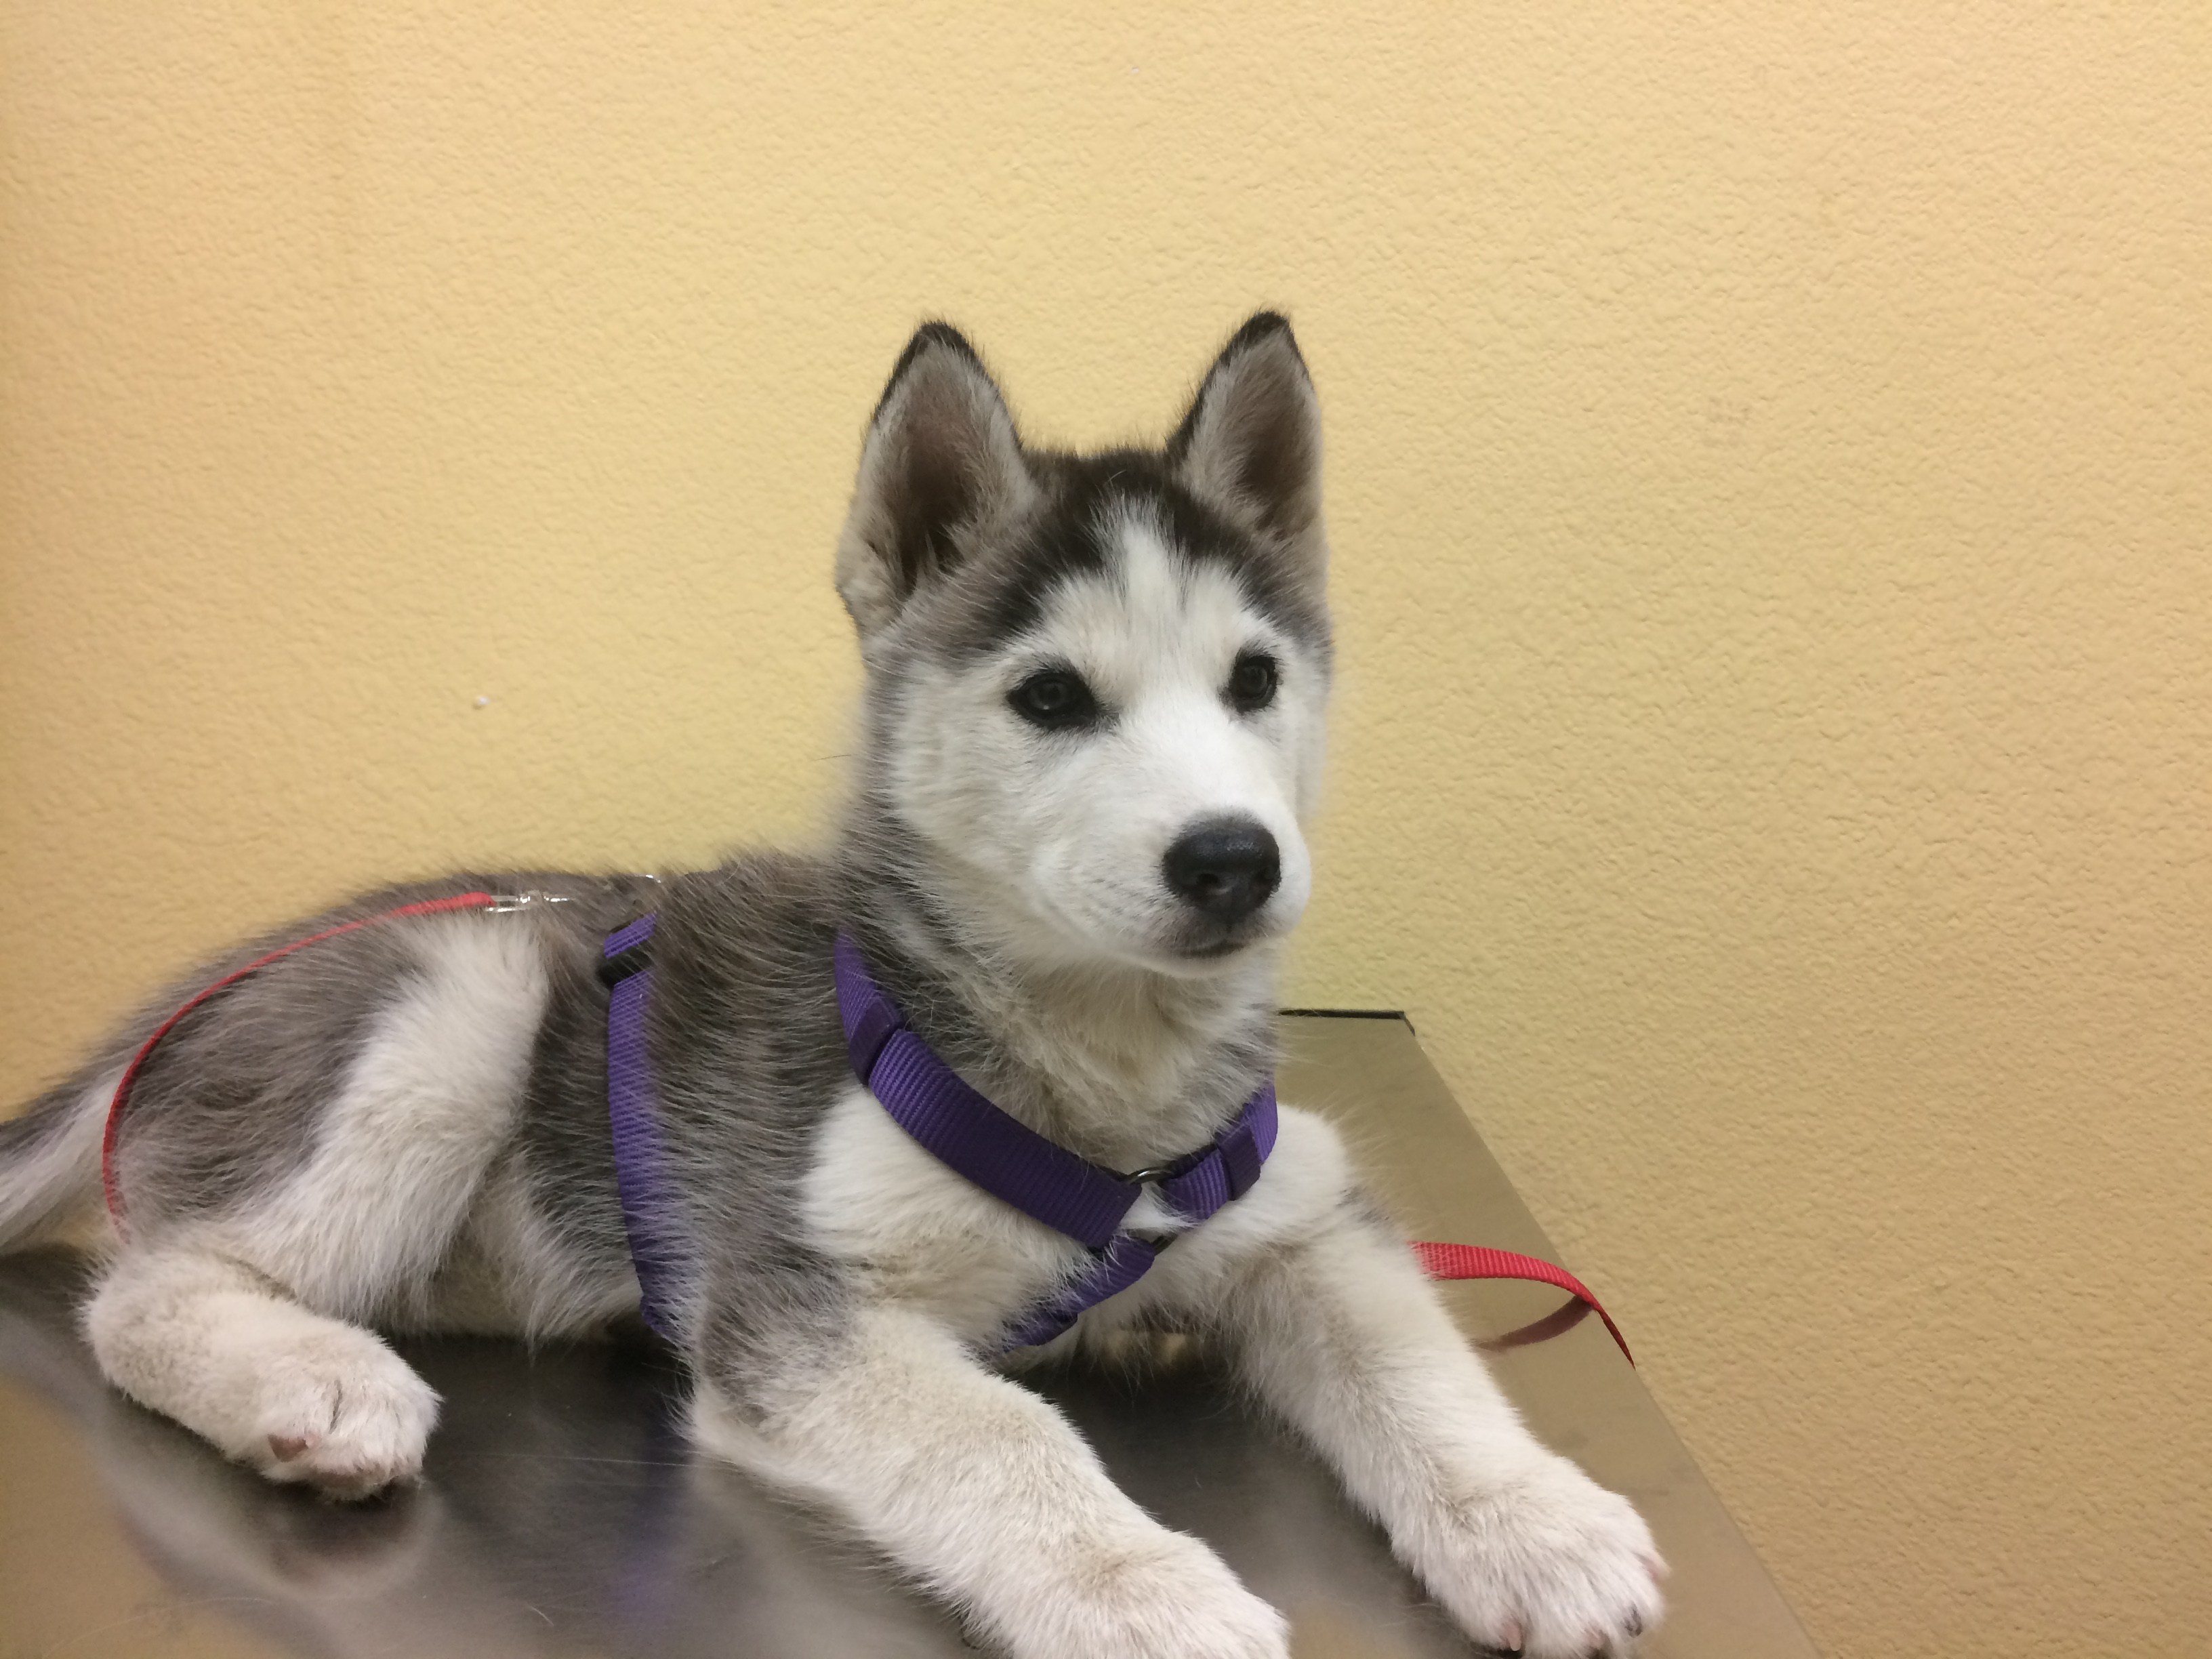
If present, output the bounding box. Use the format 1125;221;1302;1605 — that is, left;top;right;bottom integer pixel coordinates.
1416;1454;1663;1657
1006;1526;1289;1659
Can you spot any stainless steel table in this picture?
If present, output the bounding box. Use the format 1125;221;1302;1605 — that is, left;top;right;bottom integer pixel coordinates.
0;1015;1817;1658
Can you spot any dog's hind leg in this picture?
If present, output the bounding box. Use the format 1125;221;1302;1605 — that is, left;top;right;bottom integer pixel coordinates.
84;1244;441;1495
85;918;548;1494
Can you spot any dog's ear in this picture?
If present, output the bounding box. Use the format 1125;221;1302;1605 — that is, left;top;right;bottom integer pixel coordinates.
836;323;1037;635
1168;312;1326;579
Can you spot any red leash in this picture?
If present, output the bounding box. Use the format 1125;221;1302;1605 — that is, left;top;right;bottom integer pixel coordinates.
100;895;1634;1366
1412;1240;1633;1366
100;892;499;1221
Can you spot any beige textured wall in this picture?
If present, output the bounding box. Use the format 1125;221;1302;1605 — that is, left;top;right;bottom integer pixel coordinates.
4;5;2207;1654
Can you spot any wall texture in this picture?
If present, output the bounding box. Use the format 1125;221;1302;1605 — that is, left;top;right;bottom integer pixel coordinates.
3;5;2207;1654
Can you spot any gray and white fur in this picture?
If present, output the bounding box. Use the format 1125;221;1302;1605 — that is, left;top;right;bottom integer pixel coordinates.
0;316;1662;1658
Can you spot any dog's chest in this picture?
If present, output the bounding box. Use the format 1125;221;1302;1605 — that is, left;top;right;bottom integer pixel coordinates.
800;1084;1092;1340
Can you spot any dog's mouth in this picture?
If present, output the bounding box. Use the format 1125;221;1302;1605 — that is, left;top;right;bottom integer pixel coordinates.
1164;912;1284;966
1181;937;1247;960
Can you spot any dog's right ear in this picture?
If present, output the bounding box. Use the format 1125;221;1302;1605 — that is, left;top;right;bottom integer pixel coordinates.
836;324;1037;636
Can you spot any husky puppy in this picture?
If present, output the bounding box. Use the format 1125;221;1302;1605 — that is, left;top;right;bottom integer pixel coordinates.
0;316;1662;1658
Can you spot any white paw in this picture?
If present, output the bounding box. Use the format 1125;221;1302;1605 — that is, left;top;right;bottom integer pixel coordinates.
1006;1528;1289;1659
1416;1455;1664;1657
243;1329;440;1498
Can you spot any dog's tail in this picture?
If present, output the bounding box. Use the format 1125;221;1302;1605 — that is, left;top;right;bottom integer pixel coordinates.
0;1073;112;1252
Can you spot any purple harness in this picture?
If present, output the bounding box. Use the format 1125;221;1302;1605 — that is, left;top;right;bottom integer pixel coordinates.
598;914;684;1338
600;917;1277;1349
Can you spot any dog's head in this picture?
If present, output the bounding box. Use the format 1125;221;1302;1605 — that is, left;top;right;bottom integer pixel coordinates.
836;315;1332;979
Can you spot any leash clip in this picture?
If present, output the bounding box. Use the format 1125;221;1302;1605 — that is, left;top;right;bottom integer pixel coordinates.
487;889;575;913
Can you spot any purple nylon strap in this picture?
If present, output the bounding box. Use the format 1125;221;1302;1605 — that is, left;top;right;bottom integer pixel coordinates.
832;931;1278;1350
597;917;1278;1352
602;914;682;1340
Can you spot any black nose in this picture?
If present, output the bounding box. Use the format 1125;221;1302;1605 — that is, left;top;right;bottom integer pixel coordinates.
1162;817;1282;924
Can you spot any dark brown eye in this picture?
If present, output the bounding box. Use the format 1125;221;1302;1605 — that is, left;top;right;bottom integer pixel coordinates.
1009;668;1102;732
1226;651;1278;714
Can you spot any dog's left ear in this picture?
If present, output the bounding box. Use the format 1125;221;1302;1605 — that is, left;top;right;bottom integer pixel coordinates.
1168;312;1326;580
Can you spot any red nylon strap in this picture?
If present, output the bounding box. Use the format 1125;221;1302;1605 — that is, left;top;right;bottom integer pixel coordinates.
1413;1240;1634;1366
100;892;499;1225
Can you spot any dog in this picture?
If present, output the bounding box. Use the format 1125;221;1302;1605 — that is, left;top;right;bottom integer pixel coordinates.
0;315;1662;1658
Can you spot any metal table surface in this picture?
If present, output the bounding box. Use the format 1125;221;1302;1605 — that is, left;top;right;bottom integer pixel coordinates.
0;1015;1817;1658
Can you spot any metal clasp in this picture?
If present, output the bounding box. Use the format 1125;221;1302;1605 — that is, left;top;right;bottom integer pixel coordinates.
486;890;576;914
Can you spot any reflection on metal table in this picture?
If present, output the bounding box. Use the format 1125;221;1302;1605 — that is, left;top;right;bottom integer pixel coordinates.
0;1014;1817;1658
